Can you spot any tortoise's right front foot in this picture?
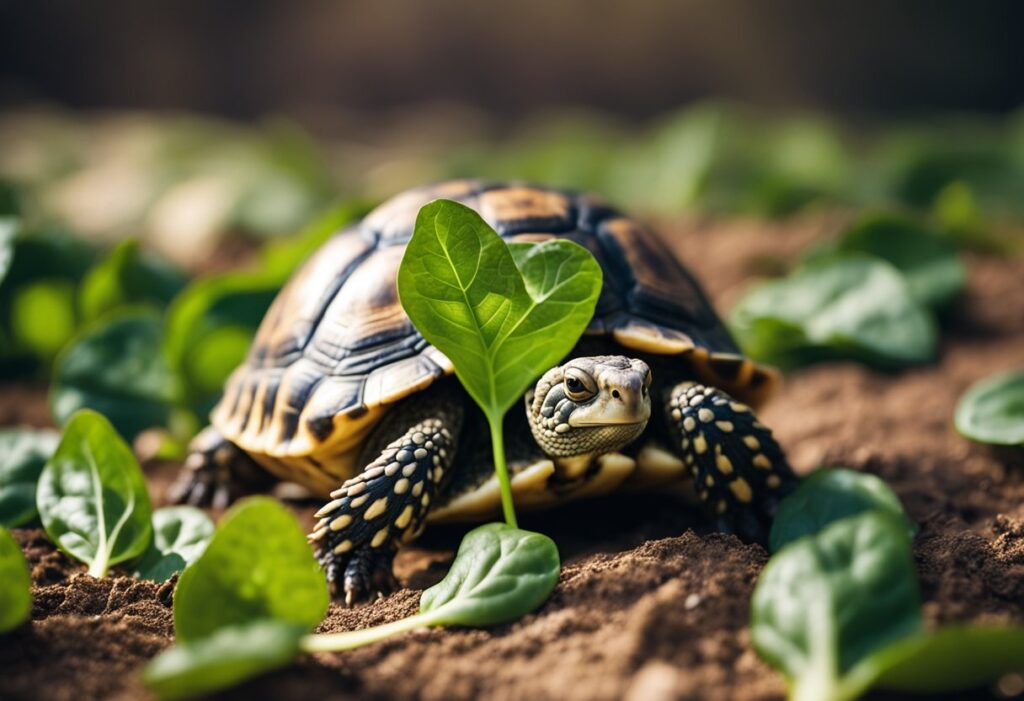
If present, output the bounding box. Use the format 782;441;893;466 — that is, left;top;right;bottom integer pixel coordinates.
166;426;274;509
309;418;455;605
666;382;799;545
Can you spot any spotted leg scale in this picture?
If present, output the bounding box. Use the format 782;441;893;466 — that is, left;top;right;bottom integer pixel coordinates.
665;381;798;545
309;417;456;605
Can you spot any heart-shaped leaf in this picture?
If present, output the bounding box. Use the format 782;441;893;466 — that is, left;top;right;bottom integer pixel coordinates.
0;428;60;527
36;409;153;577
397;199;602;418
398;199;602;526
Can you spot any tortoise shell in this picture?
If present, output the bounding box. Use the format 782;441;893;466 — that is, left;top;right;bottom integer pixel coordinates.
212;180;777;495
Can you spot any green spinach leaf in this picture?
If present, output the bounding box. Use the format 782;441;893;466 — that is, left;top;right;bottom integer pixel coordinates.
0;528;32;633
419;523;561;625
730;255;936;369
0;227;96;373
36;409;153;577
50;310;181;441
10;279;78;363
80;239;188;322
143;620;306;701
301;523;560;652
752;512;922;701
0;428;60;527
172;496;328;642
955;369;1024;446
133;506;214;582
821;213;966;310
397;199;602;525
769;469;915;552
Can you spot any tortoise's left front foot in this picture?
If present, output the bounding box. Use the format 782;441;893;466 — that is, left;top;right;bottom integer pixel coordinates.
319;546;399;606
309;417;456;605
665;382;798;545
167;426;274;509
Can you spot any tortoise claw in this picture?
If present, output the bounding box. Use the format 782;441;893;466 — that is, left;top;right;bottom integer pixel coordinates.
322;546;398;606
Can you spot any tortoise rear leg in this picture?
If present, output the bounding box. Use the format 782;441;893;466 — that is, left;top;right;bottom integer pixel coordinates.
310;407;462;605
664;381;799;545
166;426;275;509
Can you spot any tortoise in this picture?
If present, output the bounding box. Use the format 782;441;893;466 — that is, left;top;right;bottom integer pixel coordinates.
169;180;798;603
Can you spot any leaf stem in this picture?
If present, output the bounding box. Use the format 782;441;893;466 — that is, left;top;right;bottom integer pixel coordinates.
487;413;518;528
299;611;436;653
88;551;109;578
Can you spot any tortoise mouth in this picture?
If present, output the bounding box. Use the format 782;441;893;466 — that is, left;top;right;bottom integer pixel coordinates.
569;418;648;427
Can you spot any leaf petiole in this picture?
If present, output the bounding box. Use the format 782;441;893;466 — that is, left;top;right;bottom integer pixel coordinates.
487;414;518;528
300;611;436;653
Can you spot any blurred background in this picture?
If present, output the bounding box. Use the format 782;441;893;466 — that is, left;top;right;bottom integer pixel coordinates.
2;0;1023;254
0;0;1022;441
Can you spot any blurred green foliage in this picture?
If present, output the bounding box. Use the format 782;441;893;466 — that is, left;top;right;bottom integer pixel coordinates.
730;212;971;370
0;196;365;445
50;311;182;441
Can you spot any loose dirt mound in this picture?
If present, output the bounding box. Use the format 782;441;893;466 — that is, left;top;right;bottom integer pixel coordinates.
2;213;1022;700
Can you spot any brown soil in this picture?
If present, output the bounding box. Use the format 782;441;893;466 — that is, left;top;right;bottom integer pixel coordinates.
2;211;1023;701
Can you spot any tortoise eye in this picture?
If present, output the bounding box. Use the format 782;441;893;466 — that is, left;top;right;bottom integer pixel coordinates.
563;370;596;401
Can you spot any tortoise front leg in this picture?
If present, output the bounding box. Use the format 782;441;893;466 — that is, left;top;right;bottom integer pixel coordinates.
167;426;275;509
664;381;798;545
309;415;460;605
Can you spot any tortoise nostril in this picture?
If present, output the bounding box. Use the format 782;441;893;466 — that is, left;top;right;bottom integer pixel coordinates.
612;389;621;400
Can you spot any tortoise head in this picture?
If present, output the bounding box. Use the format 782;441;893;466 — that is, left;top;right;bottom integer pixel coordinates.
525;356;651;471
